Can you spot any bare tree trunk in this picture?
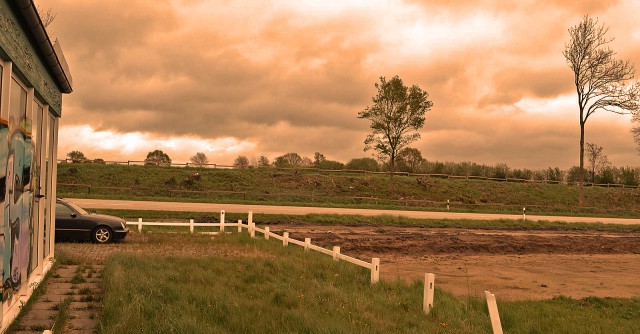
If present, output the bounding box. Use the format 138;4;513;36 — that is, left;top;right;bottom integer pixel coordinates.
578;121;585;206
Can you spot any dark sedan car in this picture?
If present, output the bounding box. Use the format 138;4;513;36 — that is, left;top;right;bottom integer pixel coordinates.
55;199;129;243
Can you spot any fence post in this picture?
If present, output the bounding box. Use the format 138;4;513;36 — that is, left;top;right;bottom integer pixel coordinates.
371;258;380;283
485;291;504;334
423;273;435;314
138;218;142;233
304;238;311;251
283;232;289;246
237;219;242;232
220;210;225;232
264;227;270;240
250;223;255;238
332;246;340;261
248;211;253;226
189;219;194;233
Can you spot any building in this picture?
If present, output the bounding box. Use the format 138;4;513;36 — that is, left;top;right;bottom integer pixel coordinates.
0;0;72;330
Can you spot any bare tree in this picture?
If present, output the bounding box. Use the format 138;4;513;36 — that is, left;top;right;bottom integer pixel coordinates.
633;114;640;153
36;6;56;28
189;152;209;167
585;143;610;182
563;16;640;205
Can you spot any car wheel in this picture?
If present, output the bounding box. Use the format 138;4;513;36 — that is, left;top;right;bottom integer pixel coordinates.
93;226;113;244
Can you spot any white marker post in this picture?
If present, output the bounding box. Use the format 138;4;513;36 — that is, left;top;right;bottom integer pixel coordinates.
447;199;450;211
220;210;225;232
423;273;435;314
485;291;504;334
523;207;526;221
371;258;380;283
332;246;340;261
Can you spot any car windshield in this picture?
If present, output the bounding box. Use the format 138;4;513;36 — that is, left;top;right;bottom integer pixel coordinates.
63;201;89;215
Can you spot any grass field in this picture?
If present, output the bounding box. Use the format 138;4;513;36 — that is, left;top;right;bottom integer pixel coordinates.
57;163;640;218
98;233;640;333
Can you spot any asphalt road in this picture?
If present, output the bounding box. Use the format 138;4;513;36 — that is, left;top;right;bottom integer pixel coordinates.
66;198;640;225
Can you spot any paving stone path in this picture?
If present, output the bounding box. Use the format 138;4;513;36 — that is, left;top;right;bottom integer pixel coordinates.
12;262;103;334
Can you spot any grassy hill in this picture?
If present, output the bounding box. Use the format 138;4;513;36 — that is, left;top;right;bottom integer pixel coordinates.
56;163;640;217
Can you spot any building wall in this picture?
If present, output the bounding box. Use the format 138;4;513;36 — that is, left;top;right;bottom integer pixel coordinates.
0;0;63;331
0;1;62;115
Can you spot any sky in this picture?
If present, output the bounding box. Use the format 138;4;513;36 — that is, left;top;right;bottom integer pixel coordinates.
43;0;640;169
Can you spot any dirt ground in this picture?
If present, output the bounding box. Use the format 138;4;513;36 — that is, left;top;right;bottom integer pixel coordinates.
266;223;640;301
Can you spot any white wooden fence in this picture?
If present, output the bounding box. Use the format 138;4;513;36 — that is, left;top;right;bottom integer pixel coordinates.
126;211;503;332
126;211;380;283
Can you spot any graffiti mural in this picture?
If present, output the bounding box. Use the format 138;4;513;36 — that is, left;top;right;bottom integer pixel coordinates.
0;119;6;304
1;79;33;306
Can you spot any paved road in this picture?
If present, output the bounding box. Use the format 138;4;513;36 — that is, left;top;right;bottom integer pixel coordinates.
66;198;640;225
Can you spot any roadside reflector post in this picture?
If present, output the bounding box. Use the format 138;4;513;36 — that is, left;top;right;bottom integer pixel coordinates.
283;232;289;246
237;219;242;233
304;238;311;251
332;246;340;261
485;291;504;334
264;226;270;240
220;210;225;232
523;207;526;221
371;258;380;283
189;219;194;233
138;218;142;233
447;199;450;211
423;273;435;314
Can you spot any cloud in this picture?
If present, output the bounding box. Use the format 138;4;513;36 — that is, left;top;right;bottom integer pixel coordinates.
47;0;640;169
480;67;574;107
58;125;256;163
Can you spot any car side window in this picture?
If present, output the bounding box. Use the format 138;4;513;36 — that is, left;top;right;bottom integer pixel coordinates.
56;203;74;216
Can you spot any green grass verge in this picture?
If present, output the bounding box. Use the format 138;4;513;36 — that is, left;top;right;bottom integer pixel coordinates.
58;163;640;218
90;209;640;233
98;233;640;333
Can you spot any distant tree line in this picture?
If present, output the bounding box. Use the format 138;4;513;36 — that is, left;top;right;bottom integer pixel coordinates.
64;146;640;187
232;145;640;186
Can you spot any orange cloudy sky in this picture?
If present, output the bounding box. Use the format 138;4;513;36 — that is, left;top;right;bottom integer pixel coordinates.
44;0;640;168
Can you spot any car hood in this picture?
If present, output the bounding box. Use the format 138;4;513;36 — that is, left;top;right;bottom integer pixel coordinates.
88;214;125;224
